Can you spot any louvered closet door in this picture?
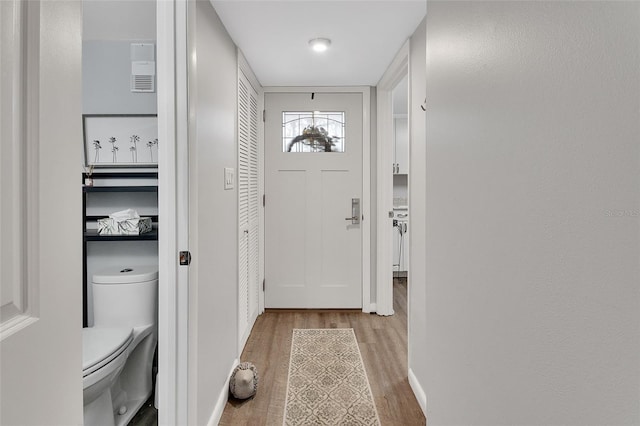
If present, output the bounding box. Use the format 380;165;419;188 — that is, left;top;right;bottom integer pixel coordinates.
238;71;259;352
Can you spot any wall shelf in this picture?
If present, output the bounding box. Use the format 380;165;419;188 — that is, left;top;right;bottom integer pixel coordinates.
83;185;158;193
84;229;159;241
82;172;159;326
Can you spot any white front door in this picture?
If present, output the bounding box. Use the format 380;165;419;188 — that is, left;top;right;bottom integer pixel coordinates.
264;92;363;309
1;1;83;424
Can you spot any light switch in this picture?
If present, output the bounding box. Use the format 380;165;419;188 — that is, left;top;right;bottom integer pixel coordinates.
224;167;234;190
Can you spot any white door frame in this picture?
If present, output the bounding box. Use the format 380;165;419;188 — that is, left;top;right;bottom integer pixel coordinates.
262;86;373;312
376;41;410;316
157;1;189;424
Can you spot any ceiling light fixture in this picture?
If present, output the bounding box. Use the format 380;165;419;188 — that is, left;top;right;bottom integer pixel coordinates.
309;38;331;53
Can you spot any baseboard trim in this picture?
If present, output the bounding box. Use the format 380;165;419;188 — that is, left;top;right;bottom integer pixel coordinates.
207;359;239;426
408;367;427;418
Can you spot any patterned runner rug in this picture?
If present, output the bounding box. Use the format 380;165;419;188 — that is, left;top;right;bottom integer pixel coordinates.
283;328;381;425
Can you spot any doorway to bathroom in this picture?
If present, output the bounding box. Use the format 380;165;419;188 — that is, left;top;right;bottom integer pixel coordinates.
81;1;160;424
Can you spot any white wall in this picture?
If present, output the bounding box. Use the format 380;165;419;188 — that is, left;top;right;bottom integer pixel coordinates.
393;174;408;203
83;0;156;42
393;75;408;115
424;2;640;424
408;16;427;413
83;40;157;114
187;1;239;424
82;0;157;113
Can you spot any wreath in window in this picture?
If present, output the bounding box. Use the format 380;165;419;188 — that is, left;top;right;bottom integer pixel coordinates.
287;125;341;152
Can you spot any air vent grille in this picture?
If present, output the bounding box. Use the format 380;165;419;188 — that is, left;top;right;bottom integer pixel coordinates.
130;43;155;93
132;74;154;92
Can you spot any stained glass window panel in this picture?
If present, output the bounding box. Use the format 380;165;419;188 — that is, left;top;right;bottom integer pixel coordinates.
282;111;345;153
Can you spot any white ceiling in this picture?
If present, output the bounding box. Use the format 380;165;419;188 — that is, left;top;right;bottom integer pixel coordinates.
211;1;426;87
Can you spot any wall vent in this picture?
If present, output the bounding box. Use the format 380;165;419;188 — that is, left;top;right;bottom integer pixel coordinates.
131;43;155;93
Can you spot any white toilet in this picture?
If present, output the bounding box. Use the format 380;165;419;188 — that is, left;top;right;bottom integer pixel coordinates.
83;266;158;426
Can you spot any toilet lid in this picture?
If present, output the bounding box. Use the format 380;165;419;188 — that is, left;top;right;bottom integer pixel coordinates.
92;266;158;284
83;327;133;377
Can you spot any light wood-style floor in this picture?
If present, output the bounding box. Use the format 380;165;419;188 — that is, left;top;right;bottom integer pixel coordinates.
219;279;426;425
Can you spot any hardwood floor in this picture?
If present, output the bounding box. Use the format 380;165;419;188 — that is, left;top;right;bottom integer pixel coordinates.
219;279;425;425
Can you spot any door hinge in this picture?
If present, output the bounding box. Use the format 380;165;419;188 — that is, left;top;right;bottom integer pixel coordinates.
262;110;266;122
263;194;265;207
262;278;265;291
179;251;192;266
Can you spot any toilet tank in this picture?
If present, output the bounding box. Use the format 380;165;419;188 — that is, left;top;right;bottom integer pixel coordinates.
92;266;158;329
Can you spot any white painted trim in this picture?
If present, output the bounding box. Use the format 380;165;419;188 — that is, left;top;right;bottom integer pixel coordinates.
375;40;410;316
257;81;265;316
1;0;39;340
174;0;190;423
207;359;240;426
361;87;372;313
236;55;243;358
375;89;394;317
24;0;40;332
157;1;188;425
408;367;427;418
239;51;261;95
0;316;37;341
262;86;372;312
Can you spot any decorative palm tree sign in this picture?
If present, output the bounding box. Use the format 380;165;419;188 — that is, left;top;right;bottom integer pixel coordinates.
82;114;158;167
282;111;345;153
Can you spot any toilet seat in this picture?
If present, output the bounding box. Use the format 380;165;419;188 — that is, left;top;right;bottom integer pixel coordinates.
83;327;133;378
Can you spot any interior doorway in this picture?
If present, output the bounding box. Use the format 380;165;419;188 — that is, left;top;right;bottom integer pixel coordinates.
391;75;409;283
376;41;409;316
